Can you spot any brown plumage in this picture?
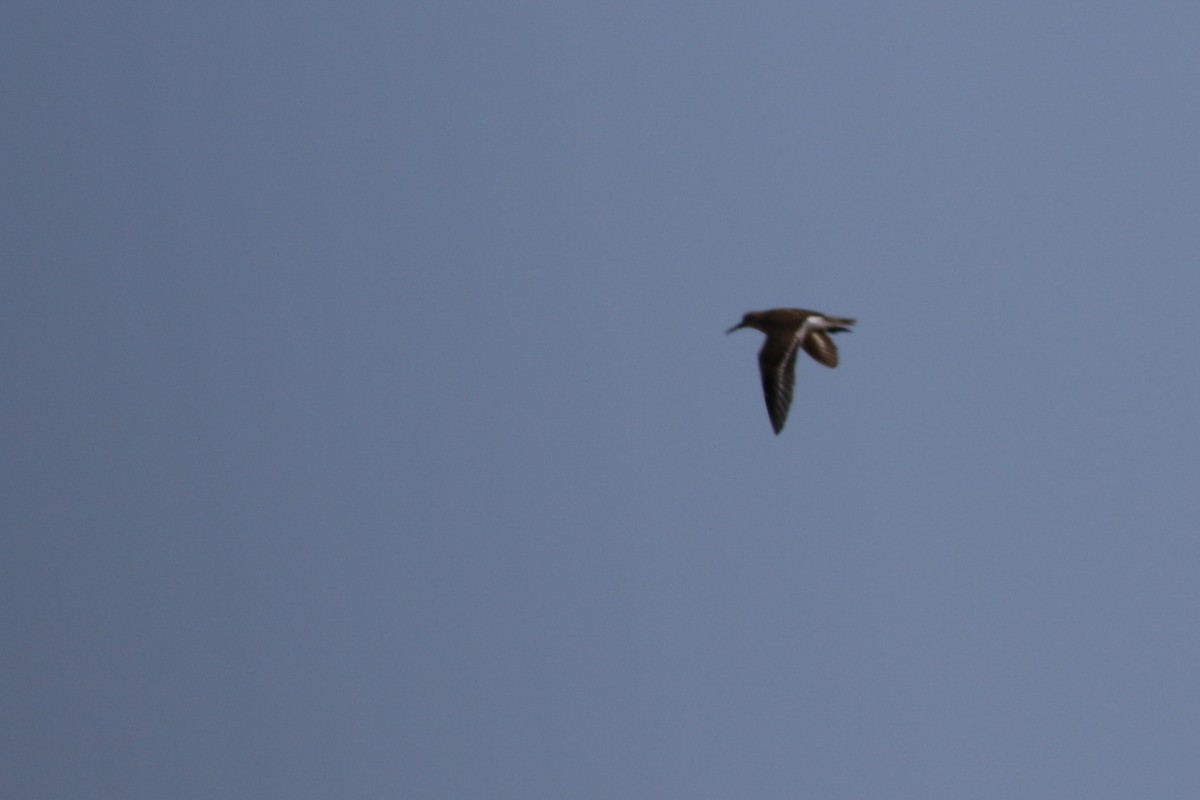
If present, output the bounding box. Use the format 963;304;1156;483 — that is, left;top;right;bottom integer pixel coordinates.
726;308;856;434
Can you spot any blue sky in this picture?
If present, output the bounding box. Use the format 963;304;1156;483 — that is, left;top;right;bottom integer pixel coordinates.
6;3;1200;797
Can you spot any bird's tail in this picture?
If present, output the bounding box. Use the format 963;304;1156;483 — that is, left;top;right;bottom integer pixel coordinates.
825;316;856;334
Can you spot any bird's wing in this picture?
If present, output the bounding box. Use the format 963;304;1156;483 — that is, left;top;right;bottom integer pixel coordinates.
801;329;840;368
758;335;802;434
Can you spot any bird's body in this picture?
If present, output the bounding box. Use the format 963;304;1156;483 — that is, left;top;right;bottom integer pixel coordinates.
727;308;856;434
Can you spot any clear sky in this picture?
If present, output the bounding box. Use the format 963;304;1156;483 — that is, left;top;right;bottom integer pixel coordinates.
6;3;1200;798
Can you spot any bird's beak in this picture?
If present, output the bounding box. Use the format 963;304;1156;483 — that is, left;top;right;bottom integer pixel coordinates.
725;323;744;334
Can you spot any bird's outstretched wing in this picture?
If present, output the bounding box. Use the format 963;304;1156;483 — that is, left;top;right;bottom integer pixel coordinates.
758;335;803;434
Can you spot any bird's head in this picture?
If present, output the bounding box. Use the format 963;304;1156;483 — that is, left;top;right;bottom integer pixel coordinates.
726;312;761;334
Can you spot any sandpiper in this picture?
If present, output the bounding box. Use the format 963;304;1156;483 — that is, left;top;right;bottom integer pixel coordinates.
727;308;856;434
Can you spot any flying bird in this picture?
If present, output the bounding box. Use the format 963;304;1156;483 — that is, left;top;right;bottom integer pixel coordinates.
727;308;856;434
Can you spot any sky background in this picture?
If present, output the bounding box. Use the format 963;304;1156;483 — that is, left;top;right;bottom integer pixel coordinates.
5;2;1200;798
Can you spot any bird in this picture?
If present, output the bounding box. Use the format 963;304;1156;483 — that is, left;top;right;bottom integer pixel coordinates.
726;308;856;434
